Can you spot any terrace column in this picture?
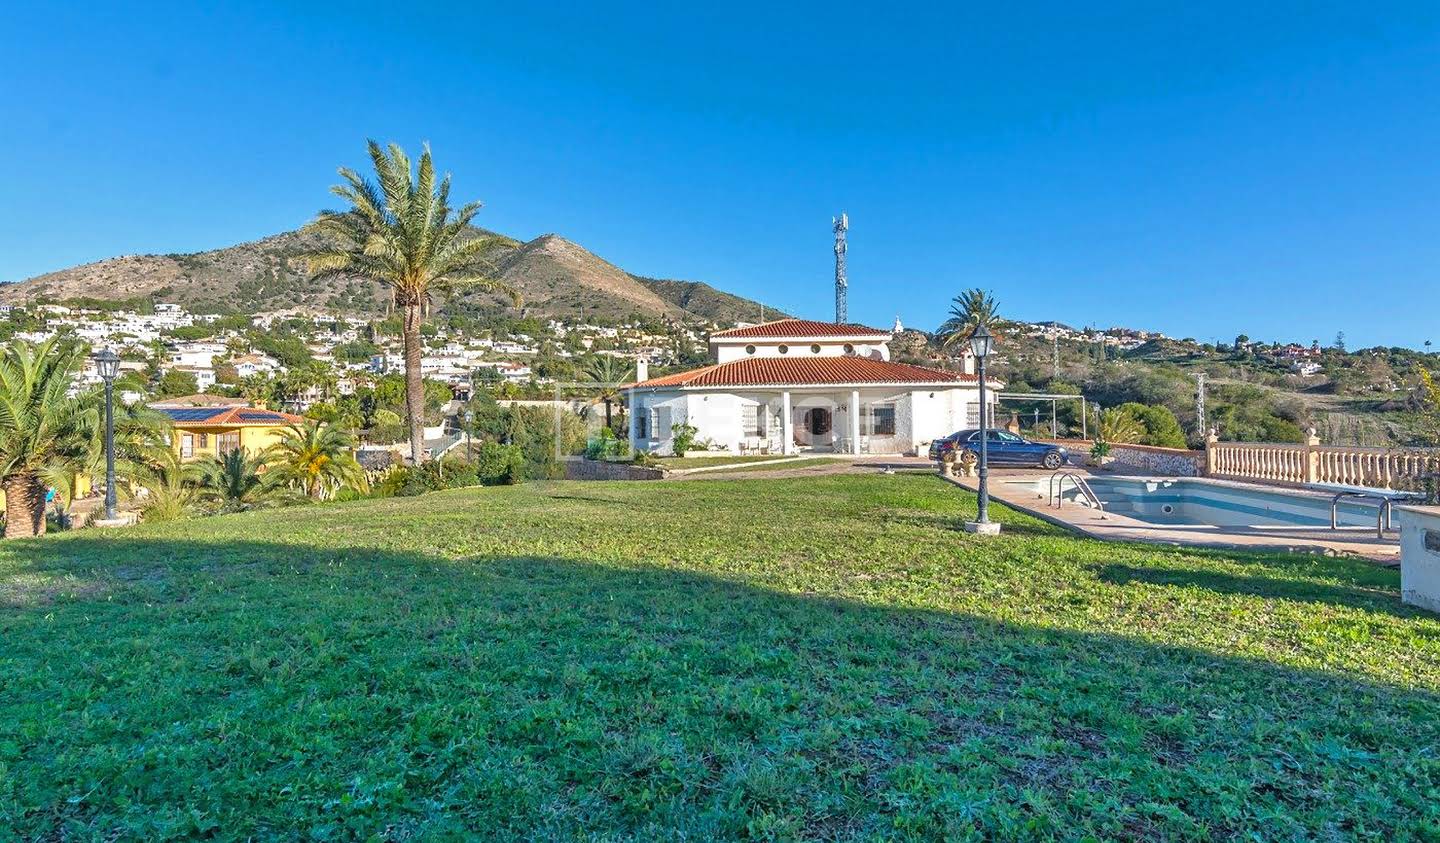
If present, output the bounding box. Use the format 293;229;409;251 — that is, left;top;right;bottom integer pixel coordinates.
627;389;640;452
781;391;794;455
1303;427;1321;484
849;389;861;455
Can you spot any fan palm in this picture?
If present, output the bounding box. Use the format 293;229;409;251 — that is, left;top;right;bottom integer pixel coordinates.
132;448;199;523
192;448;276;513
0;338;96;538
264;420;368;500
582;355;635;431
1097;407;1146;445
937;288;1003;352
305;140;519;465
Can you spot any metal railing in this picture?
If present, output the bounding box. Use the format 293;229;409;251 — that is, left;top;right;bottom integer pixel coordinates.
1049;470;1105;517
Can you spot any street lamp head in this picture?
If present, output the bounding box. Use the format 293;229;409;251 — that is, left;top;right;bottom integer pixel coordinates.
968;322;994;359
94;348;120;383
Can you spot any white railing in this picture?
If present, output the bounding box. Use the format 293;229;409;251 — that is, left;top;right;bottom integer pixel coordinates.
1312;446;1440;491
1208;441;1309;484
1207;434;1440;492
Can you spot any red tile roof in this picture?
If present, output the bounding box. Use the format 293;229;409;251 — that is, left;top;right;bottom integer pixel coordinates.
632;356;992;389
710;319;891;339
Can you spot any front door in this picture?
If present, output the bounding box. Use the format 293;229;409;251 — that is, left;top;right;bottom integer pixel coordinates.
804;407;831;436
795;406;833;448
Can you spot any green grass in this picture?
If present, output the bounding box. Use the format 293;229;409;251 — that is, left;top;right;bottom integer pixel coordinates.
653;454;788;469
2;475;1438;839
702;456;848;474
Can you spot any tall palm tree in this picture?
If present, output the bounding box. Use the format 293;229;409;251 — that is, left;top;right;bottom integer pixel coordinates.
936;288;1002;352
306;140;519;465
264;420;368;501
582;355;635;431
192;449;276;513
0;338;95;538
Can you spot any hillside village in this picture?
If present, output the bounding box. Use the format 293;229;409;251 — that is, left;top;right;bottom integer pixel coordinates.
0;300;699;399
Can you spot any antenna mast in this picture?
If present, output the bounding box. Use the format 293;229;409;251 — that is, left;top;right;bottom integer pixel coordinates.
833;212;848;324
1195;372;1208;439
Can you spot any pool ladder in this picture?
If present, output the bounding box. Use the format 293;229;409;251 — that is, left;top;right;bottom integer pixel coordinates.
1049;471;1106;517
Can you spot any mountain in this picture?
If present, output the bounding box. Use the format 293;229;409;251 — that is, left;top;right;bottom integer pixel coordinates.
0;228;783;324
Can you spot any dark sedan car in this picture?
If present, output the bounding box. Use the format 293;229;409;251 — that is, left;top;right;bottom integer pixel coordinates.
928;429;1069;469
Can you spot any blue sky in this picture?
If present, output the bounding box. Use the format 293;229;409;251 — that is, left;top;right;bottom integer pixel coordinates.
2;2;1437;348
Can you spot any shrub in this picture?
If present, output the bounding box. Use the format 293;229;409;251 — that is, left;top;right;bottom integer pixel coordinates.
671;422;699;456
474;442;525;485
1116;402;1188;448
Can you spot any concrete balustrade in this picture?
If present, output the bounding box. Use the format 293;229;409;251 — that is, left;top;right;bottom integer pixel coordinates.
1206;429;1440;491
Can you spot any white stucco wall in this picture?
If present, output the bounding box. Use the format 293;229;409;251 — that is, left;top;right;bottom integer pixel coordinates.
713;339;890;364
630;385;989;456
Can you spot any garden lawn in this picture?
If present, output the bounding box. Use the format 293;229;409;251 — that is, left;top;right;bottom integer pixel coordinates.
651;455;787;469
2;474;1438;839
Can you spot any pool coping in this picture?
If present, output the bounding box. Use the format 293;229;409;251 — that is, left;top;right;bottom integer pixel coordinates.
939;469;1402;566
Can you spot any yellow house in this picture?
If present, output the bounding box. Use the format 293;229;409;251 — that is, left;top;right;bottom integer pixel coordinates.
150;395;306;461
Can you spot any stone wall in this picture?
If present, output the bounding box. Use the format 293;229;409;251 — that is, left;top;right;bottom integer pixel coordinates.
1109;443;1205;477
561;457;666;481
1040;439;1205;477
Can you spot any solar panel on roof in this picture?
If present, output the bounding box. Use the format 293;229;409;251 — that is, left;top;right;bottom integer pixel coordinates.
238;411;284;421
163;408;222;421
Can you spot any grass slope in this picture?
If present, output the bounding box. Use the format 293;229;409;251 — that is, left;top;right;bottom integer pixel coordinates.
2;476;1438;839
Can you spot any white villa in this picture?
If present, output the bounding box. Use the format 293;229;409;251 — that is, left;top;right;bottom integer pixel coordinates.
626;319;1001;456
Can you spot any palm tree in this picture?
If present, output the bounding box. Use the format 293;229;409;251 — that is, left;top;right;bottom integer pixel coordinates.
192;449;276;513
1097;407;1145;445
264;420;368;501
132;448;199;523
0;339;95;538
306;141;519;465
582;355;635;431
936;288;1002;351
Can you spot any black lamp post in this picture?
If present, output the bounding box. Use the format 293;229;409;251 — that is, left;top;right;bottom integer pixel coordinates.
94;348;120;522
964;323;999;534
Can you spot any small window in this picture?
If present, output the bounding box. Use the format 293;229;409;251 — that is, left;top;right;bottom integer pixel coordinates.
868;405;896;436
741;404;767;437
810;344;821;354
778;344;789;354
843;343;855;354
636;410;649;439
198;432;208;448
180;434;194;459
745;344;756;355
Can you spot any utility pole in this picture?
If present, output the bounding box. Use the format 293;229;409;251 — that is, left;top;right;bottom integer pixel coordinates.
1195;372;1207;439
833;212;848;324
1052;333;1060;378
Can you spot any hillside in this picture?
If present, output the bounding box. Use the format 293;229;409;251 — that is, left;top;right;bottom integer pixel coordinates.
0;228;779;324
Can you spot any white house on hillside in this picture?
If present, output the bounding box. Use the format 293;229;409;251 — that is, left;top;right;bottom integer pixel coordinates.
626;319;1000;456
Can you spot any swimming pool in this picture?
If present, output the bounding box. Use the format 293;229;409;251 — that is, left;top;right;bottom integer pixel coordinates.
1003;475;1398;529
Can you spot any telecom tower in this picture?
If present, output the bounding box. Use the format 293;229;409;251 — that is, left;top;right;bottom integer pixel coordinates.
1195;372;1208;438
833;212;848;324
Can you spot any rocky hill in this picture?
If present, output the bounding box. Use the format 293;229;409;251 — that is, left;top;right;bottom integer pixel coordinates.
0;228;781;324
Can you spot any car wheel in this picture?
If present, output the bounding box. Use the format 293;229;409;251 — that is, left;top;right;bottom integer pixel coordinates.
1041;451;1063;470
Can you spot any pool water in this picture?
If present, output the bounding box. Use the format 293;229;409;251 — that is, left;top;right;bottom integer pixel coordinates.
1007;476;1390;529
